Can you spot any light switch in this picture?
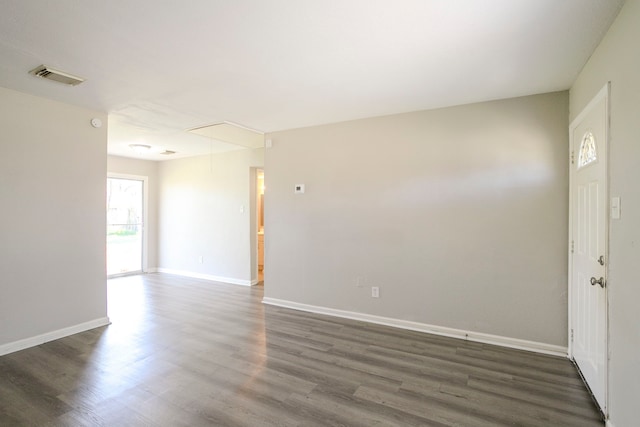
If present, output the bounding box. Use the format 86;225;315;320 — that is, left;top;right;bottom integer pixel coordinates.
611;197;621;219
294;184;305;194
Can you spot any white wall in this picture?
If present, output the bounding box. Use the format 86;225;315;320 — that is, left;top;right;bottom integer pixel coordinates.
158;148;264;284
0;87;108;353
265;91;569;348
107;155;159;271
570;0;640;424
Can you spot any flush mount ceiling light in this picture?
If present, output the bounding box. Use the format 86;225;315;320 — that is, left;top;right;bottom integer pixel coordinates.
28;65;85;86
129;144;152;153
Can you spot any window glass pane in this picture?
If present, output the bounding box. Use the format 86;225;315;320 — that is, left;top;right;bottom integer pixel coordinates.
578;131;597;168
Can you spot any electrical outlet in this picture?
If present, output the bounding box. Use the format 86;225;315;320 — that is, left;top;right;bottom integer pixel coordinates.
371;287;379;298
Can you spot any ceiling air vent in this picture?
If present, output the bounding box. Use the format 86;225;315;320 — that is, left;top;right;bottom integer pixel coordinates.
160;150;176;155
29;65;85;86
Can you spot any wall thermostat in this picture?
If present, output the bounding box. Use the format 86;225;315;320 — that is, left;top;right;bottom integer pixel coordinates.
90;118;102;128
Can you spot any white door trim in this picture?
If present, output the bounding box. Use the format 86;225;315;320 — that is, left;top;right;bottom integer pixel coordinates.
568;82;610;415
107;172;149;274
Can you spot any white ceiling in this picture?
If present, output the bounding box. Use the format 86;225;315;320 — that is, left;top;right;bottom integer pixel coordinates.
0;0;624;161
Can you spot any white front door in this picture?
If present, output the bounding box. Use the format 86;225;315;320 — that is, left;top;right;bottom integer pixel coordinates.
569;84;609;414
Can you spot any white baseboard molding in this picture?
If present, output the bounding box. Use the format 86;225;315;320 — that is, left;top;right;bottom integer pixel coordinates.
262;298;567;357
146;267;158;273
157;268;255;286
0;317;111;357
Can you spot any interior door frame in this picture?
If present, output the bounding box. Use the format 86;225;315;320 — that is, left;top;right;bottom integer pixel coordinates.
567;82;610;415
249;167;260;285
256;168;264;279
107;173;149;276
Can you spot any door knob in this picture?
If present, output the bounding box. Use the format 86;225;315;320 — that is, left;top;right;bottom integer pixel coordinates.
590;277;606;288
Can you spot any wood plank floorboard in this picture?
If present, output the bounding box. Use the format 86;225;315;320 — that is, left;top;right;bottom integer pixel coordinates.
0;273;603;426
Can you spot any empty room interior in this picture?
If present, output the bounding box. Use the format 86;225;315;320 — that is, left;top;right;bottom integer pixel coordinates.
0;1;639;426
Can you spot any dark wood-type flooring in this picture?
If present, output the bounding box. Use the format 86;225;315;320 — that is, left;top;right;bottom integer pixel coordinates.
0;273;603;426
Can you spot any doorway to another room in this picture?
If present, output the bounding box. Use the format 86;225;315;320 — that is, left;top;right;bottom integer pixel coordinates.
107;175;147;277
257;169;265;283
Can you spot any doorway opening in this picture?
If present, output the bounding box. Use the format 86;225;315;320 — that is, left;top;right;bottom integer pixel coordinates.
257;169;265;283
107;174;148;277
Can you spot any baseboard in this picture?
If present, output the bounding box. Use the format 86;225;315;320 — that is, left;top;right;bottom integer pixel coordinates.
157;268;255;286
262;298;567;357
0;317;111;357
146;267;158;273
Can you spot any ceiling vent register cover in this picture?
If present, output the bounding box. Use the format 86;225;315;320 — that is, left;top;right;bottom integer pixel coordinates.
29;65;85;86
